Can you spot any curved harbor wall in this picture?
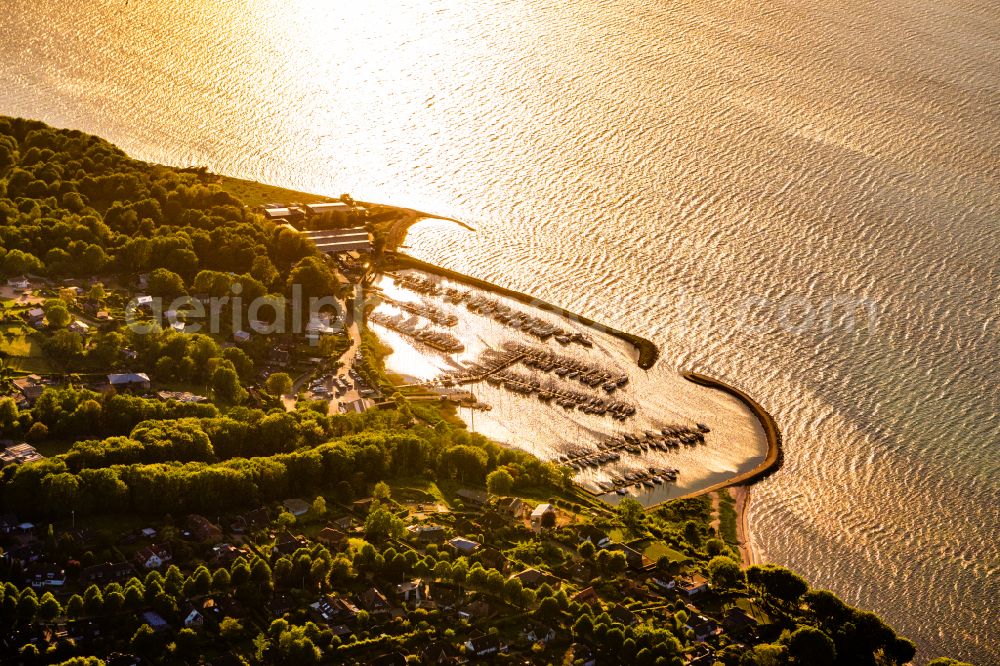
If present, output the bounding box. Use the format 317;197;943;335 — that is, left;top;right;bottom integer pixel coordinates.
388;252;660;369
674;371;784;499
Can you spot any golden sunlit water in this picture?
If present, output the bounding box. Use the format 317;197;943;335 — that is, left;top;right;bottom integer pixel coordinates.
1;0;998;662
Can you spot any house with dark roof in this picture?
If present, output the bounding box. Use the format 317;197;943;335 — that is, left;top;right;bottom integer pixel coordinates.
509;568;560;588
358;587;391;616
459;599;491;620
421;641;459;665
317;526;347;548
268;591;295;616
456;488;487;506
685;612;721;641
370;651;407;666
232;507;270;533
12;375;45;404
26;563;66;588
140;611;170;632
721;607;759;640
330;515;353;531
80;561;134;584
282;498;311;516
310;594;361;624
446;536;480;555
476;546;508;571
186;514;223;542
271;529;307;557
610;603;639;626
676;572;710;596
465;633;501;658
0;513;18;534
571;587;601;606
134;544;171;569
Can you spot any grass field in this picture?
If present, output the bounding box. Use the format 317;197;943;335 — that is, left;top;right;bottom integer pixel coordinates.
0;325;52;372
216;175;334;208
641;540;688;563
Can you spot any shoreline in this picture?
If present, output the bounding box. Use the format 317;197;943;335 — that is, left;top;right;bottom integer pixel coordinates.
676;371;782;566
382;246;779;560
732;484;758;567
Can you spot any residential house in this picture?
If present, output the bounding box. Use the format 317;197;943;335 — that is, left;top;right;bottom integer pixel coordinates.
608;542;649;571
610;603;639;627
330;515;353;531
446;537;480;555
394;579;427;605
317;526;347;549
530;503;557;532
493;496;525;519
186;514;223;542
108;373;150;392
4;542;43;564
182;605;204;628
310;594;361;624
676;572;710;596
134;545;171;569
26;308;45;325
722;607;759;640
459;599;491;620
685;644;715;665
509;568;560;588
351;497;374;514
1;442;43;465
406;523;447;544
7;276;29;290
12;375;46;405
210;543;247;567
571;587;601;606
272;529;307;557
465;633;501;658
68;319;90;335
0;513;18;534
523;623;557;644
370;652;407;666
477;546;508;572
358;587;391;616
282;498;311;516
685;610;721;642
141;611;170;632
268;591;295;616
456;488;487;507
80;561;134;584
25;563;66;588
421;641;459;665
232;507;270;533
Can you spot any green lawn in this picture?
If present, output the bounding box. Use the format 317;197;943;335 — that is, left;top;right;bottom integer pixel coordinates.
641;540;688;563
0;323;53;373
0;325;43;357
216;175;334;208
